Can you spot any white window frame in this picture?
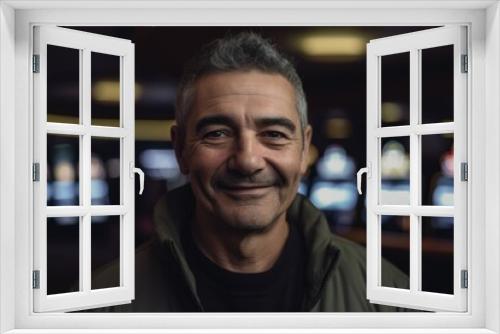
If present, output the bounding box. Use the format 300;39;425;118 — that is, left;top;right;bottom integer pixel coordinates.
365;26;468;312
0;1;498;333
33;26;136;312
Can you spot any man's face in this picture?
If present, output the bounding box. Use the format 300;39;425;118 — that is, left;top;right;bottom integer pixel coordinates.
173;70;312;233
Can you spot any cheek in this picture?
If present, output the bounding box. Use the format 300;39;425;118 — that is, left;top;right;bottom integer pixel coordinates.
186;147;228;180
269;150;306;184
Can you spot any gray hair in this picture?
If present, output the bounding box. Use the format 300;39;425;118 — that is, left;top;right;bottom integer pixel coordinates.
175;32;308;134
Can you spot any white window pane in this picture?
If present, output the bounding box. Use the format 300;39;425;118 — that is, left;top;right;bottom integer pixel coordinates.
91;215;121;290
380;137;410;205
381;52;410;127
47;134;80;206
91;52;120;127
422;216;453;294
381;215;410;290
47;216;80;295
91;137;121;206
421;45;454;124
47;45;80;124
422;134;454;206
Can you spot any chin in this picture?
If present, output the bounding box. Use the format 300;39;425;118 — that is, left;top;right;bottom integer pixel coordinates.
225;221;272;234
219;210;280;234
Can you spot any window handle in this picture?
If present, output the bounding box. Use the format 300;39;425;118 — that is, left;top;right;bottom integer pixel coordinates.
357;163;371;195
134;168;144;195
130;162;145;195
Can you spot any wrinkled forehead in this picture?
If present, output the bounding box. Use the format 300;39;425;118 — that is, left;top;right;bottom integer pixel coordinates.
188;70;299;124
195;70;296;101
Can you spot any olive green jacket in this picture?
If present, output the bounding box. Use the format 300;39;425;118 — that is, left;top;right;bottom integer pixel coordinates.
95;184;409;312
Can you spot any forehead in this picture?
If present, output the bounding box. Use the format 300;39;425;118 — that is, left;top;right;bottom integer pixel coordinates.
190;70;298;124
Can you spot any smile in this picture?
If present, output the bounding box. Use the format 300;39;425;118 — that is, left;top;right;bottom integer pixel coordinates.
219;185;272;199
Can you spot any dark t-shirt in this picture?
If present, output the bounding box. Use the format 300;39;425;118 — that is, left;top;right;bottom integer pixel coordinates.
182;223;306;312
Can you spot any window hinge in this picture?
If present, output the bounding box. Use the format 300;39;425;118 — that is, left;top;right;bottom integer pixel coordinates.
33;163;40;182
33;270;40;289
461;54;468;73
461;162;468;181
32;55;40;73
461;270;468;289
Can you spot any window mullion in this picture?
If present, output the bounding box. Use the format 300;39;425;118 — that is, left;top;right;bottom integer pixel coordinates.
121;47;135;291
409;49;421;293
375;123;454;138
80;48;92;293
452;26;468;304
36;32;49;302
374;205;454;216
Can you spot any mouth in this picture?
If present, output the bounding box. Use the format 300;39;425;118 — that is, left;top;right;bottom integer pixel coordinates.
218;185;273;199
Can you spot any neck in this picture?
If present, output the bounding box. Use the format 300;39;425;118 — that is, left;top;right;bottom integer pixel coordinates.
191;213;289;273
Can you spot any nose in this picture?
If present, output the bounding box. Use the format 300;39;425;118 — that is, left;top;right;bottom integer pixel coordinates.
227;132;266;176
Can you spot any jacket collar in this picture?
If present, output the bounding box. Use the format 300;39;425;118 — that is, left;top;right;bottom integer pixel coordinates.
154;183;342;311
286;190;342;310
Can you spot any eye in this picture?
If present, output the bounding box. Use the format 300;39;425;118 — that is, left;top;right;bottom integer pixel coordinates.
262;130;287;139
203;129;230;140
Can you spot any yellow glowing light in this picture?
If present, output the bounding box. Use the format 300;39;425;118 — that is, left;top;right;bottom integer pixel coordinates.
308;144;319;167
324;118;352;139
135;120;176;141
299;35;365;57
92;81;143;103
381;102;404;123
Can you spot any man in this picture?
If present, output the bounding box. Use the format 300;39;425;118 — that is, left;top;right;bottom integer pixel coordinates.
96;32;408;312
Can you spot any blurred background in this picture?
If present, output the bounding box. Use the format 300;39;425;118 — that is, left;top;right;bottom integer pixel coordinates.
45;26;455;307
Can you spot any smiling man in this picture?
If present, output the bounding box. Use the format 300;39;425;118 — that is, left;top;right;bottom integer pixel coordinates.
170;65;312;311
94;32;409;312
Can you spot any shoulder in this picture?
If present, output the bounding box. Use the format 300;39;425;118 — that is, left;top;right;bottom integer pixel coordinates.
317;234;410;312
89;240;187;312
331;234;409;291
331;234;366;270
326;234;368;291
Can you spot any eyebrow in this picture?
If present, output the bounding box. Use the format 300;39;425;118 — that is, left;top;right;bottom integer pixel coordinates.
194;115;297;134
195;115;237;134
255;117;297;134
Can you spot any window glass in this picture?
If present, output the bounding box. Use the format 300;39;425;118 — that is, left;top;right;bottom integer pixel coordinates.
47;45;80;124
421;134;454;206
381;215;410;289
47;217;80;295
91;215;121;290
47;134;80;206
421;45;454;124
91;137;121;206
91;52;121;127
421;216;454;294
381;52;410;127
380;137;410;205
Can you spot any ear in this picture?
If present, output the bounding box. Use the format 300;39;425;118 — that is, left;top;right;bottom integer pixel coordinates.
300;125;313;175
171;125;189;175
